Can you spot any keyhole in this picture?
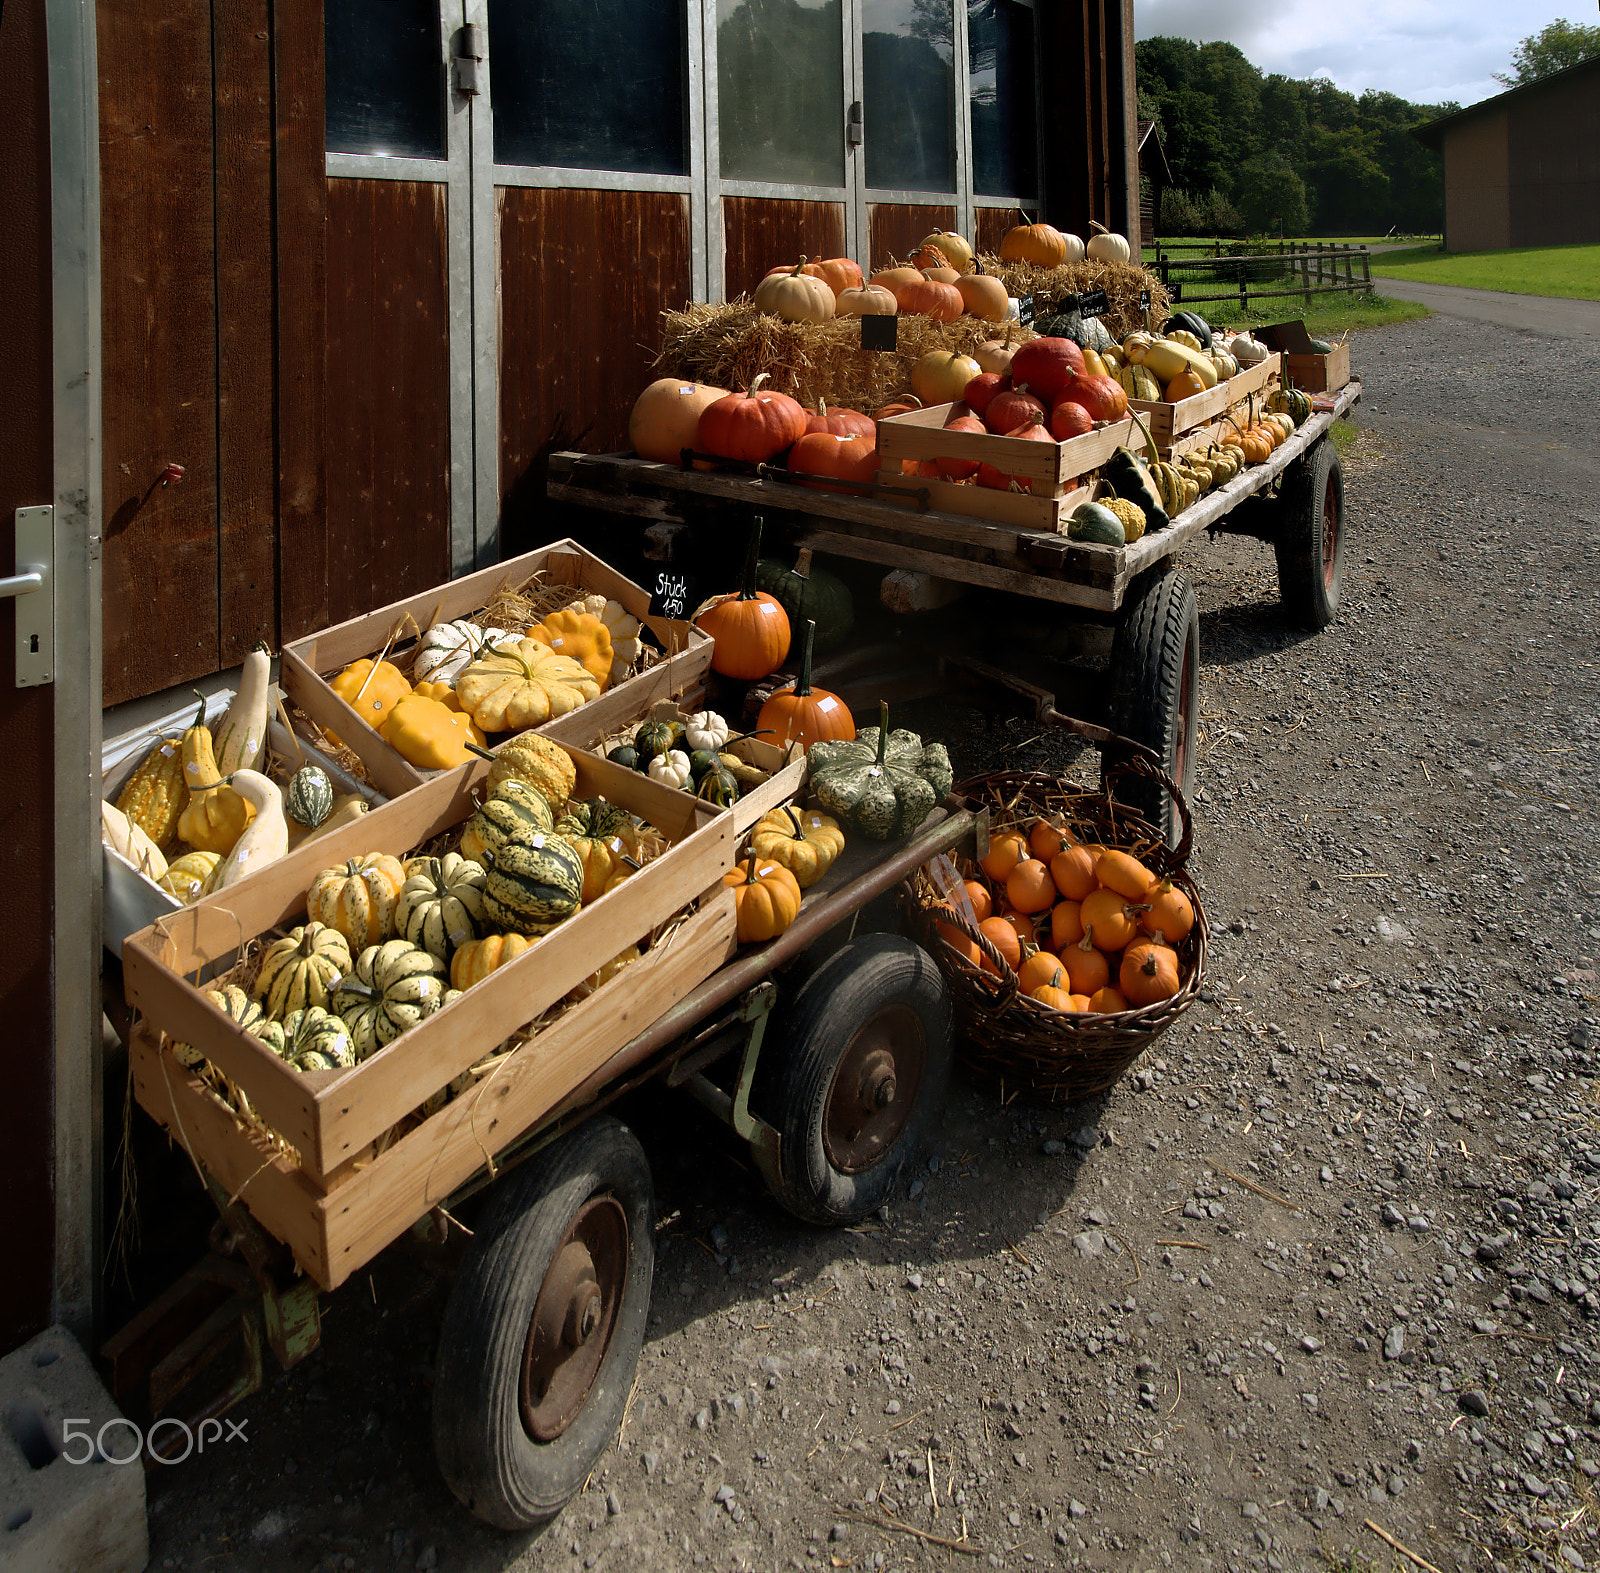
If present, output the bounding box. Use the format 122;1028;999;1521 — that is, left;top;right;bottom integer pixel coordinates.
28;635;38;653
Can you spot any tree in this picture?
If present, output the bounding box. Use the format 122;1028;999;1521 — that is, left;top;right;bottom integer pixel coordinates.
1235;155;1309;236
1494;17;1600;87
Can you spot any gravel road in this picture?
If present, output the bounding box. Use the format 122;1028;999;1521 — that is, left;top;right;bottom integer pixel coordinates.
140;311;1600;1573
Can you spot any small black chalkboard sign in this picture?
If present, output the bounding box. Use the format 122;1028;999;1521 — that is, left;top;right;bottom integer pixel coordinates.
860;313;899;352
1139;287;1151;312
1077;287;1109;318
1017;294;1036;327
649;568;697;622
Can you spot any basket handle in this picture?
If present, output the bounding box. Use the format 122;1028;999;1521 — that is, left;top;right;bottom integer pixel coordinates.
924;905;1020;1012
1098;746;1195;868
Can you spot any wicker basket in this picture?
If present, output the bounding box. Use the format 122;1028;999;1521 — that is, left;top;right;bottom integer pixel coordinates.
904;757;1209;1104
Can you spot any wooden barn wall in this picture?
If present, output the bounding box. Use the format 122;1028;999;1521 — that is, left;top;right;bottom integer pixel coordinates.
98;0;327;704
1037;0;1133;242
867;203;956;271
0;0;57;1349
722;196;846;301
973;207;1016;258
1507;73;1600;247
324;179;451;625
499;186;691;547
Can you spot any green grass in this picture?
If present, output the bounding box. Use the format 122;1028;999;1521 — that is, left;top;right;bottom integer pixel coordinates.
1368;241;1600;299
1171;291;1431;338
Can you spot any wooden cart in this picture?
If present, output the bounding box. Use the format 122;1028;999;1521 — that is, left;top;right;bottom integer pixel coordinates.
549;379;1362;846
121;738;981;1528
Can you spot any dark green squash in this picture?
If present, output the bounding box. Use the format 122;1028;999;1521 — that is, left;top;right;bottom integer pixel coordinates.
1103;448;1169;533
607;743;642;772
695;761;741;808
1067;500;1125;546
480;828;584;935
1164;310;1213;350
755;550;855;653
808;701;953;841
633;718;684;763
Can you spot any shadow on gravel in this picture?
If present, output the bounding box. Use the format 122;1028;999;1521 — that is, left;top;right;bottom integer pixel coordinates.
1198;598;1327;668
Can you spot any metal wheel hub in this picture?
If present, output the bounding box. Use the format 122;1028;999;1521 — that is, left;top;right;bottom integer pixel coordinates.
1322;470;1341;589
823;1004;924;1174
519;1194;627;1442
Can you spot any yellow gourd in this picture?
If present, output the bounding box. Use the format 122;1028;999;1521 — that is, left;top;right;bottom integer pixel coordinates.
177;693;257;854
528;609;615;690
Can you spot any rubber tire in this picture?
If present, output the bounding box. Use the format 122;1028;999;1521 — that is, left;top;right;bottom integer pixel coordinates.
1275;436;1344;630
1105;563;1199;849
751;934;951;1227
431;1117;653;1531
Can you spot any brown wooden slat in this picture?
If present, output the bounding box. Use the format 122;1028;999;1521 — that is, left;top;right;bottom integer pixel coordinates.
98;0;221;703
274;0;329;643
0;0;57;1348
213;0;277;663
325;178;450;626
866;202;956;272
497;186;691;531
974;206;1017;256
722;195;846;301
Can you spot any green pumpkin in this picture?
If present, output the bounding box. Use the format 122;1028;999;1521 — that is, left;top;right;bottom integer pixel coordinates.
555;797;632;841
254;922;352;1020
332;939;450;1059
395;853;488;967
480;828;584;935
695;761;741;808
633;719;684;763
1067;501;1126;547
1164;310;1213;351
755;555;854;653
808;701;952;841
607;743;642;772
458;778;555;865
1269;385;1312;426
1308;336;1335;354
283;1006;357;1069
285;765;335;828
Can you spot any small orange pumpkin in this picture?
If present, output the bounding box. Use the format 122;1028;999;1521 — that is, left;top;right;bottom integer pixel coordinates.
979;830;1030;883
694;518;792;680
1060;930;1110;996
1120;937;1181;1006
1016;950;1061;995
932;908;983;968
1028;818;1073;862
1096;849;1156;900
1029;964;1079;1012
1005;857;1057;915
1142;876;1194;944
756;618;855;753
1050;844;1098;901
1081;887;1141;951
724;856;803;944
1088;985;1130;1014
963;880;993;922
1049;898;1084;952
978;915;1023;974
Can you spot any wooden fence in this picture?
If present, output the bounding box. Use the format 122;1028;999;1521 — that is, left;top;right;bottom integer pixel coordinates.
1151;242;1374;312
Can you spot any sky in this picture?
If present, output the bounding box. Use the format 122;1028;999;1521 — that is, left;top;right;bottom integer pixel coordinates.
1133;0;1585;108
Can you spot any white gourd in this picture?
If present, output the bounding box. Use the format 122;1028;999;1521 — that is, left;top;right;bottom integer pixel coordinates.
1228;333;1268;366
414;620;510;685
101;800;170;882
213;648;272;776
212;771;289;888
647;749;693;790
683;711;730;751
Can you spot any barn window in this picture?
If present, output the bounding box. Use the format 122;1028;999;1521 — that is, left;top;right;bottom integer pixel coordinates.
324;0;447;160
968;0;1037;199
862;0;957;193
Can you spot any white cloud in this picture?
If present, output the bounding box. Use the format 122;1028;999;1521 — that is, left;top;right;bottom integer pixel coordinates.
1134;0;1573;106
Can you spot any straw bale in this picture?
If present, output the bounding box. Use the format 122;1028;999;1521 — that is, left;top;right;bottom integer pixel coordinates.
978;256;1170;339
652;300;1033;416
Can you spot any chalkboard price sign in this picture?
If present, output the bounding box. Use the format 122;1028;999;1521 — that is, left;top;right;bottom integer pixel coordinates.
1017;293;1036;327
1077;287;1109;318
1139;287;1151;313
860;313;899;352
650;569;697;621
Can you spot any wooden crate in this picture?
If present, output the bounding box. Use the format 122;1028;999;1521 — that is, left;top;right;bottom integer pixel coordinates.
128;887;736;1291
122;745;736;1182
1283;344;1350;394
1126;353;1281;449
280;539;713;800
874;404;1146;532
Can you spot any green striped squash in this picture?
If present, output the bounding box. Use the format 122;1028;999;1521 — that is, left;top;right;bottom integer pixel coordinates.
172;985;280;1069
458;778;555;865
481;828;584;934
1116;364;1162;403
396;853;488;966
332;939;449;1059
283;1006;357;1070
285;765;335;828
254;922;352;1019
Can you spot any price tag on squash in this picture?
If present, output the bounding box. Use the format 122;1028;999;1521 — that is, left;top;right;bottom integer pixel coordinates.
1078;287;1109;318
860;313;898;353
650;570;696;621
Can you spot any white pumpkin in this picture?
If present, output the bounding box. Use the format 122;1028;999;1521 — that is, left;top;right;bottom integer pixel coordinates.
415;619;510;685
1060;232;1086;263
683;710;730;752
564;593;641;670
1085;227;1131;264
1228;332;1269;366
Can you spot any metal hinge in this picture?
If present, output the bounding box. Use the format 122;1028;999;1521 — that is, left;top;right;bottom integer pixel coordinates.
4;507;53;687
453;23;483;95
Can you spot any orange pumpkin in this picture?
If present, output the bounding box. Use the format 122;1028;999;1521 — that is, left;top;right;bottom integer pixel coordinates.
979;830;1029;883
1028;818;1072;861
982;385;1047;436
1050;844;1098;901
871;265;925;304
805;400;876;438
907;241;952;271
787;431;879;492
1016;950;1061;995
936;412;987;481
875;393;923;421
999;220;1069;268
1142;876;1194;944
756;619;855;753
1060;930;1110;996
1081;887;1141;951
954;269;1009;322
932;908;983;968
1049;898;1084;951
805;256;864;296
996;909;1039;951
1097;849;1156;901
724;856;803;944
1088;985;1130;1014
1005;857;1057;915
694;518;792;680
698;374;809;464
1120;937;1181;1006
1050;400;1093;441
1030;966;1079;1012
963;879;992;923
978;915;1023;974
629;378;731;465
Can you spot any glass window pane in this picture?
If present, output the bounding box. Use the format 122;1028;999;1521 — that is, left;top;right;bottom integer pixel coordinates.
968;0;1037;199
325;0;445;160
718;0;844;187
863;0;955;192
489;0;688;174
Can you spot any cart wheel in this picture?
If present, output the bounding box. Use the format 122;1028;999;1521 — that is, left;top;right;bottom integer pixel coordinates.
752;934;951;1227
1275;436;1344;630
431;1117;653;1531
1105;563;1199;848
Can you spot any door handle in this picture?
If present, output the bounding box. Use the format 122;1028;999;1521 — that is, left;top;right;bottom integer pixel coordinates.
10;506;53;687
